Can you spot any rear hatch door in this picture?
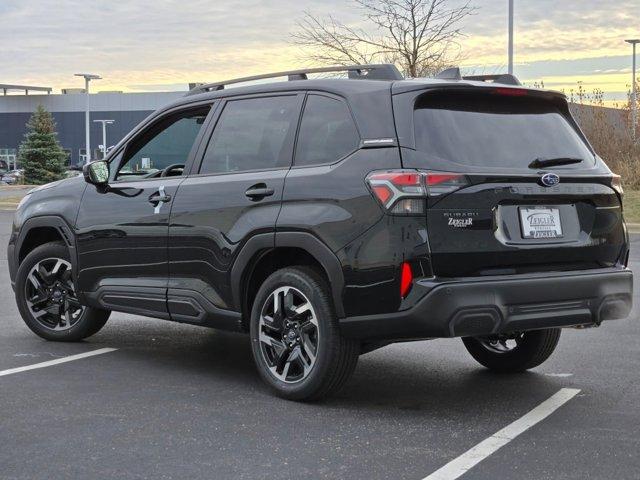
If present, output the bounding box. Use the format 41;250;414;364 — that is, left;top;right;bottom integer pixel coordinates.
397;87;626;277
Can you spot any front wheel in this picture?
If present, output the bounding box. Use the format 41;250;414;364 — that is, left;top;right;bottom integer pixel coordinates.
462;328;561;373
250;266;359;401
15;242;110;342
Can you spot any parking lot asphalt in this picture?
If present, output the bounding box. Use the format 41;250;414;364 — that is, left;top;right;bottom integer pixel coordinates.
0;186;32;200
0;208;638;480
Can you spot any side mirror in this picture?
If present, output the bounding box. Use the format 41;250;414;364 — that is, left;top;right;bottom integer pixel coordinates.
83;160;109;186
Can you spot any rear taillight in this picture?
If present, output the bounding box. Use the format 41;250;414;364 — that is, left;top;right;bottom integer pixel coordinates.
425;172;469;196
366;169;468;214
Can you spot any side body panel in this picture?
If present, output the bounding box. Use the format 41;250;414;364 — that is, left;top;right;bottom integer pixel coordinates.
167;170;286;328
75;177;184;317
8;176;87;287
166;93;304;328
72;100;216;318
278;147;407;317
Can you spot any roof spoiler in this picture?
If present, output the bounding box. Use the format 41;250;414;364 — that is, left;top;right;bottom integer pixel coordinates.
435;67;522;86
186;64;404;96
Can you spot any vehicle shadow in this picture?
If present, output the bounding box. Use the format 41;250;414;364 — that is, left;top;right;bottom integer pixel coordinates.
335;353;559;411
93;318;569;414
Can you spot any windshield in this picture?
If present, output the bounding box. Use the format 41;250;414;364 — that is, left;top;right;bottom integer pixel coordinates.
413;91;594;170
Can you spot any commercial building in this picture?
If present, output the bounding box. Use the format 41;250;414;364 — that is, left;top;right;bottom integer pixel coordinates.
0;85;184;168
0;81;629;171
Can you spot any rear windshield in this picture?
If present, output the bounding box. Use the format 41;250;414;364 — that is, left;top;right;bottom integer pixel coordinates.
413;91;594;169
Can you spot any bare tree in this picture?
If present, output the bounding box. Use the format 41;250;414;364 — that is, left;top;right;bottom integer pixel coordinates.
291;0;475;78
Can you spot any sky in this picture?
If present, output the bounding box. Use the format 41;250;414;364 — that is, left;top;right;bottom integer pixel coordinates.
1;0;638;105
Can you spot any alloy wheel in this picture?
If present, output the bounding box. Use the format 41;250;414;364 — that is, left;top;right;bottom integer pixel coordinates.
258;286;319;383
24;257;85;331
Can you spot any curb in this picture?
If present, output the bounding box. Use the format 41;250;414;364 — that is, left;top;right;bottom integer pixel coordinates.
628;224;640;234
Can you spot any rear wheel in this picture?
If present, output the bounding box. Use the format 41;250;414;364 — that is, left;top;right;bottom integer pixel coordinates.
15;242;110;342
249;266;359;401
462;328;561;373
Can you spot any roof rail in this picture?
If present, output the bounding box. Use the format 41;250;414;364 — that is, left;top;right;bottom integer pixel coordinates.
186;64;404;96
434;68;521;86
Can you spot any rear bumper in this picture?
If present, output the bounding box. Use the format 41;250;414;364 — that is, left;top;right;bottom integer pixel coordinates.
340;268;633;340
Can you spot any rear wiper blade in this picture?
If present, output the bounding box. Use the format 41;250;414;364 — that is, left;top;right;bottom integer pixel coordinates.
528;157;583;169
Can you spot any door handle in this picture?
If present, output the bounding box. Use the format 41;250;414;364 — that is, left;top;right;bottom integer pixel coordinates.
245;183;275;200
148;187;171;205
148;186;171;214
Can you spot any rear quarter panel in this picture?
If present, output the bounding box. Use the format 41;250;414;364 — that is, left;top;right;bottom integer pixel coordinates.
278;147;429;317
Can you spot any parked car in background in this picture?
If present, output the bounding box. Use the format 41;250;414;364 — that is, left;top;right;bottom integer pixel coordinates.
65;167;83;179
1;169;23;185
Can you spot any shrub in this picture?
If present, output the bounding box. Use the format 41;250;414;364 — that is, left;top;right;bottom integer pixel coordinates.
567;83;640;189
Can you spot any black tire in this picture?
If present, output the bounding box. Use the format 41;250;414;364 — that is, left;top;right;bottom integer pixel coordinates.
249;266;359;401
462;328;561;373
15;242;110;342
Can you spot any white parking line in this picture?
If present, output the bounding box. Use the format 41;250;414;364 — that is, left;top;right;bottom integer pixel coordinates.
0;348;117;377
423;388;581;480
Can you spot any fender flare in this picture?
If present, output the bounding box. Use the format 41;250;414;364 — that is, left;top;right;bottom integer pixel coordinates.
230;231;346;319
15;215;76;261
10;215;77;289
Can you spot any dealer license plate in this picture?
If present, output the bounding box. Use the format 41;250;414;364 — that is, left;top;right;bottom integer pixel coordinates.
519;207;563;239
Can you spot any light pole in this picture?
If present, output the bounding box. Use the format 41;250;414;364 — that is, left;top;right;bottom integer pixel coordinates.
93;119;115;159
626;39;639;140
74;73;101;164
508;0;514;75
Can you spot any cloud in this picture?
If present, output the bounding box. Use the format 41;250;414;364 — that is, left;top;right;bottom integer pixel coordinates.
2;0;354;87
0;0;637;101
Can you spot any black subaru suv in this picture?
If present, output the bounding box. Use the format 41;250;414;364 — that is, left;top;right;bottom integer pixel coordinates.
8;64;632;400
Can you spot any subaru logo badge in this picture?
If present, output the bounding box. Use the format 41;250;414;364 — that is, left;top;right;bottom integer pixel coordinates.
540;173;560;187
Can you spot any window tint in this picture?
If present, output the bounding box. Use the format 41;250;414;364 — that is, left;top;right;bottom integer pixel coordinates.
200;96;298;174
116;106;210;179
413;92;594;170
295;95;359;167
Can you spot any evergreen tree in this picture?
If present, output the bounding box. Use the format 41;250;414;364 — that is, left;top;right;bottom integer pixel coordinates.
18;105;67;185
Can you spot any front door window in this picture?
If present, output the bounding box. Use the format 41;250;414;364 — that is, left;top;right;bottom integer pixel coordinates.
115;106;211;181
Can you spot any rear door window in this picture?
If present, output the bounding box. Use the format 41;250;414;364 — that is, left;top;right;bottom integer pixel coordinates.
294;94;359;167
199;95;299;174
413;92;594;170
